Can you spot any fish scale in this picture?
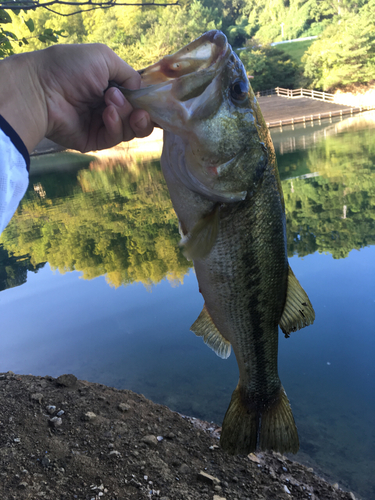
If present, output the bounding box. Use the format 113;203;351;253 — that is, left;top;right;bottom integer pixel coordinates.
114;29;315;455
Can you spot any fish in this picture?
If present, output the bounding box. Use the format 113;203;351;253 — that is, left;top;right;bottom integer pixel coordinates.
112;30;315;454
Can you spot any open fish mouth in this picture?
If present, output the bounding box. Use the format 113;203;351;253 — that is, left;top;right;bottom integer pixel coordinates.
138;30;229;89
109;31;232;131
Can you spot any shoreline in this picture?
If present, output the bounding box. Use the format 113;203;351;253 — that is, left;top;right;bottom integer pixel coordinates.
0;371;359;500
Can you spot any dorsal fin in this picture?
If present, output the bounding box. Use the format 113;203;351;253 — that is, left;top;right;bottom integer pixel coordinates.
279;265;315;337
191;305;231;359
180;204;220;261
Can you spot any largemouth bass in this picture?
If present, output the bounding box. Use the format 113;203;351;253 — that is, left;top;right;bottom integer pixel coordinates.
113;30;315;454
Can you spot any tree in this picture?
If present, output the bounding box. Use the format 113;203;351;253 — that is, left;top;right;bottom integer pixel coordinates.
303;2;375;90
0;0;177;58
239;43;299;91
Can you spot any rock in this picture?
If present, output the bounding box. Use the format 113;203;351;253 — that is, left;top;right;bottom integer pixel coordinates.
108;450;121;458
18;481;28;489
142;435;158;447
56;374;77;387
118;403;131;412
178;464;190;474
82;412;96;421
30;393;43;404
56;410;64;417
213;496;226;500
46;405;56;414
284;484;291;494
197;471;220;486
248;453;261;464
49;417;62;427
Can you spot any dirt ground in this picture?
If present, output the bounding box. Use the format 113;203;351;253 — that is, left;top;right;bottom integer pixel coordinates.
0;371;358;500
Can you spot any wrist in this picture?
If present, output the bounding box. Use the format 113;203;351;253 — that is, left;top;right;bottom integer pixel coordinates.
0;52;48;153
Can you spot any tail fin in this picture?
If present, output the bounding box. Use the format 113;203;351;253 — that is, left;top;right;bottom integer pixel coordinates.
220;384;299;455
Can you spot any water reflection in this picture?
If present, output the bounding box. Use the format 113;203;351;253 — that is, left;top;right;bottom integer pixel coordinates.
0;159;188;290
0;113;374;499
1;113;374;288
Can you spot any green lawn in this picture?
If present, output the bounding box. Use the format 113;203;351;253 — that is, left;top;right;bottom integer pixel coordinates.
275;39;315;65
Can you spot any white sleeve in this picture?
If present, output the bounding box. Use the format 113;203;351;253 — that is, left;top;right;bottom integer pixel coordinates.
0;116;30;235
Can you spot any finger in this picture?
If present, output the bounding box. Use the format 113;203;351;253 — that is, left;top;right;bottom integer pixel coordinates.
129;110;155;138
100;87;136;146
100;45;142;90
100;105;134;150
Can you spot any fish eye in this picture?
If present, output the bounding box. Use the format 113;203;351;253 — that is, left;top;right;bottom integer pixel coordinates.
230;80;248;102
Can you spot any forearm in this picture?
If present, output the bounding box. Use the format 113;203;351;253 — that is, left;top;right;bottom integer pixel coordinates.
0;52;47;154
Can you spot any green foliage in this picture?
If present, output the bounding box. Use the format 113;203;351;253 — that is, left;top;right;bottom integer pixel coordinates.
302;1;375;90
0;159;189;288
0;8;66;57
1;118;374;289
2;0;375;94
239;44;299;92
281;123;375;258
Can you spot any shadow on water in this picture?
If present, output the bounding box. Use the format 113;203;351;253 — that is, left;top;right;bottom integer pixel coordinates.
0;112;375;499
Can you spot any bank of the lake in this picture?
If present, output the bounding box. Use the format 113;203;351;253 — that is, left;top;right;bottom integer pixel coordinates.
0;371;358;500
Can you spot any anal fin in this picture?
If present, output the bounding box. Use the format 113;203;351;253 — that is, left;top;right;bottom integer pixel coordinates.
279;265;315;337
191;305;231;359
180;204;220;260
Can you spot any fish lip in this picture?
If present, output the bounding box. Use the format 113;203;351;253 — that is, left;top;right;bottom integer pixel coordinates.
138;30;230;88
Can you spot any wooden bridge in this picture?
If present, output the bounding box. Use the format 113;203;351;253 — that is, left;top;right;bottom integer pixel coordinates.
257;87;372;128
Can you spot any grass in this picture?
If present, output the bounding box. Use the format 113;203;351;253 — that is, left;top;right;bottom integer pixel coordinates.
275;39;314;65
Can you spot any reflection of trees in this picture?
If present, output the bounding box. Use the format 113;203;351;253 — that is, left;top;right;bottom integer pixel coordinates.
0;245;45;292
283;127;375;258
1;123;374;291
0;160;189;288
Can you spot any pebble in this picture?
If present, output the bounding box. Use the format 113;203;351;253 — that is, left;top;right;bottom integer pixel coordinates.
56;374;77;387
178;464;190;474
108;450;121;457
248;453;261;464
30;393;44;404
49;417;62;427
197;471;220;486
213;496;226;500
118;403;131;412
46;405;56;415
56;410;64;417
83;412;97;421
283;485;291;494
142;435;158;447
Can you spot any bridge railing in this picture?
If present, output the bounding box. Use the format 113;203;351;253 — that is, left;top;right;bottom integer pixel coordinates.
254;87;335;102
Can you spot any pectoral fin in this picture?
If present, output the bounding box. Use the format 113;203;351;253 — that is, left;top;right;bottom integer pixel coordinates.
180;204;220;260
279;265;315;337
191;304;231;359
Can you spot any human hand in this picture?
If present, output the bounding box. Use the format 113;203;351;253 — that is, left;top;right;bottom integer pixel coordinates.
0;44;154;153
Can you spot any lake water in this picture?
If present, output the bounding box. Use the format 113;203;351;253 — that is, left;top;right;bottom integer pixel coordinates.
1;112;374;499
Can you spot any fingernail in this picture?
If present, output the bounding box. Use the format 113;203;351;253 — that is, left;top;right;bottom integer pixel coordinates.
110;88;126;107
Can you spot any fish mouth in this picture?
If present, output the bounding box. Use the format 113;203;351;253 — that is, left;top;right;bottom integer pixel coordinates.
138;30;229;88
111;30;231;130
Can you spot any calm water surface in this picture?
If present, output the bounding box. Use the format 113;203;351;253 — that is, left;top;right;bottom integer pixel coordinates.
0;113;374;499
